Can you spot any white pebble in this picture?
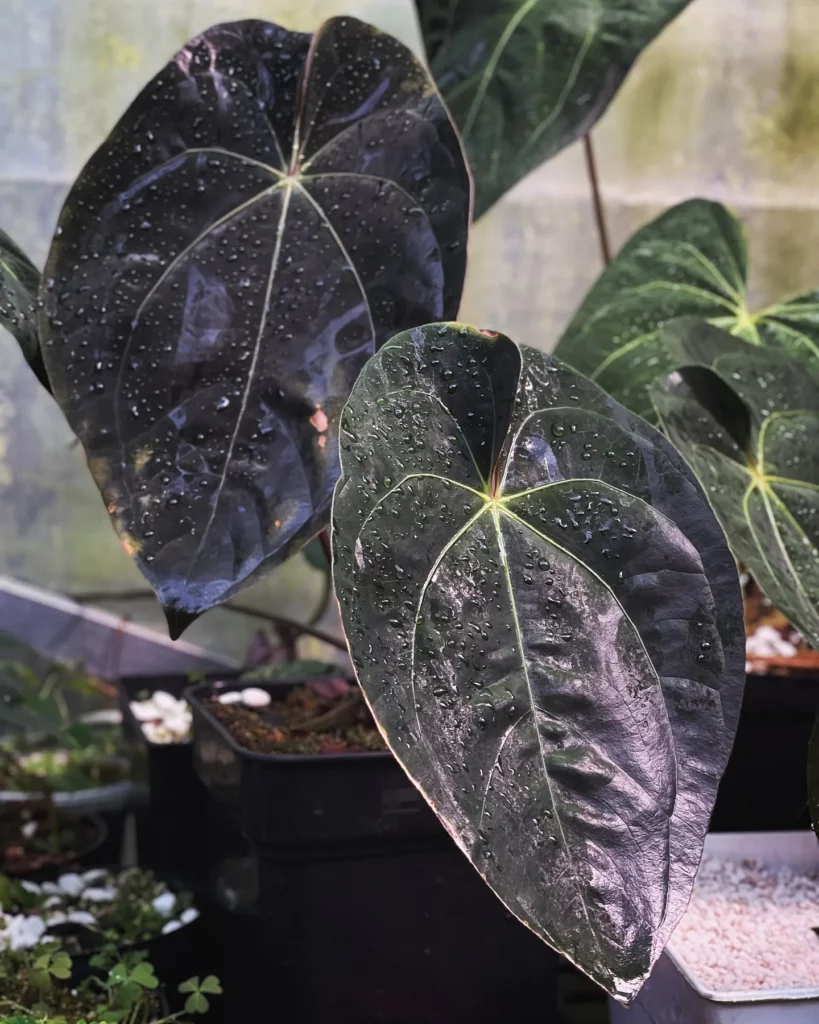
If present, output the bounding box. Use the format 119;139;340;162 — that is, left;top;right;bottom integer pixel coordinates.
151;892;176;916
67;910;97;926
217;691;243;705
241;687;271;708
670;855;819;994
83;887;116;903
57;873;85;897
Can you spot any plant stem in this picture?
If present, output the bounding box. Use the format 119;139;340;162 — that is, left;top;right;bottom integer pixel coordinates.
583;132;611;267
319;528;332;566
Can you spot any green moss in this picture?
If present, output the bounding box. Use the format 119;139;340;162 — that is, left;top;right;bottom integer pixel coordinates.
753;0;819;170
620;56;682;173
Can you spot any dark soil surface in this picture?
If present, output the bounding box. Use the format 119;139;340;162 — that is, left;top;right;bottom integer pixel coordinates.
206;680;387;755
0;806;102;875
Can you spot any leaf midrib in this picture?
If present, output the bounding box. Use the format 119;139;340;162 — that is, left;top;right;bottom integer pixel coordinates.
395;485;675;958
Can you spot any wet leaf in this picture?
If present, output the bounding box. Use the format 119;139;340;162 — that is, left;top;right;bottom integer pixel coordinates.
0;227;49;389
40;17;471;636
652;319;819;651
416;0;692;217
556;199;819;422
332;322;744;999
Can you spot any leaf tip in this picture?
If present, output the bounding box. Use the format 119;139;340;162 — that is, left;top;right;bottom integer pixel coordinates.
164;605;198;640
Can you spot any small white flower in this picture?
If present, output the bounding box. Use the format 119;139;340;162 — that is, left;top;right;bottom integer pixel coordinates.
179;908;199;925
41;882;61;896
20;880;41;895
45;912;68;926
67;910;97;926
82;869;107;885
83;887;116;903
43;896;62;909
161;919;183;935
57;873;85;896
217;691;243;705
241;687;271;708
151;892;176;916
21;821;38;840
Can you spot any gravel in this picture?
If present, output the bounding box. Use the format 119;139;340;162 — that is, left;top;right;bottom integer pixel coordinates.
669;856;819;994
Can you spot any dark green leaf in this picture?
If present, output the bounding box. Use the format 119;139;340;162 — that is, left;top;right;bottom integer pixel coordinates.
809;717;819;838
303;537;330;573
0;228;49;390
555;199;819;421
416;0;692;217
332;322;744;999
40;17;471;635
652;319;819;651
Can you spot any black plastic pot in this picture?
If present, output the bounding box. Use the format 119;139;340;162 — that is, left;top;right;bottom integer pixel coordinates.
0;811;109;877
118;674;219;890
711;672;819;832
188;681;559;1023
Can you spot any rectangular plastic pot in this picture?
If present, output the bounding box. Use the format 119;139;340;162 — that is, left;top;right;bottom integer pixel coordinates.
186;680;443;854
118;674;220;888
609;831;819;1024
188;680;561;1023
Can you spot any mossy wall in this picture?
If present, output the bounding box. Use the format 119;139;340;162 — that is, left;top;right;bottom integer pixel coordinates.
460;0;819;340
0;0;421;660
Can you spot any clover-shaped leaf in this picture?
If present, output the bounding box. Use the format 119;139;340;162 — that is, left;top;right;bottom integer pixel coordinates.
179;974;223;1014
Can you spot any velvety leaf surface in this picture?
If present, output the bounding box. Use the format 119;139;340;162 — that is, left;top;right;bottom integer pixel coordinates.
332;322;744;999
416;0;692;217
39;17;471;634
0;227;49;389
652;319;819;651
555;199;819;422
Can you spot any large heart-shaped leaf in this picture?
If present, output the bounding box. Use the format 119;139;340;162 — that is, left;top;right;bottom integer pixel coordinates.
555;199;819;422
332;322;744;999
0;227;49;389
39;17;471;636
652;319;819;650
415;0;693;218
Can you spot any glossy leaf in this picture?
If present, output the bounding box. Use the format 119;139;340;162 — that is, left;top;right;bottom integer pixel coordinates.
0;227;49;389
39;17;471;636
652;319;819;651
809;717;819;839
555;199;819;422
416;0;692;217
332;322;744;999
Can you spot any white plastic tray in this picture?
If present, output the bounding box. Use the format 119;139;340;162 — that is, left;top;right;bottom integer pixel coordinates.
609;831;819;1024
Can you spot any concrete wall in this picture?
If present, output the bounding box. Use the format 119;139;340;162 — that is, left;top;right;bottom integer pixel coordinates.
460;0;819;342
